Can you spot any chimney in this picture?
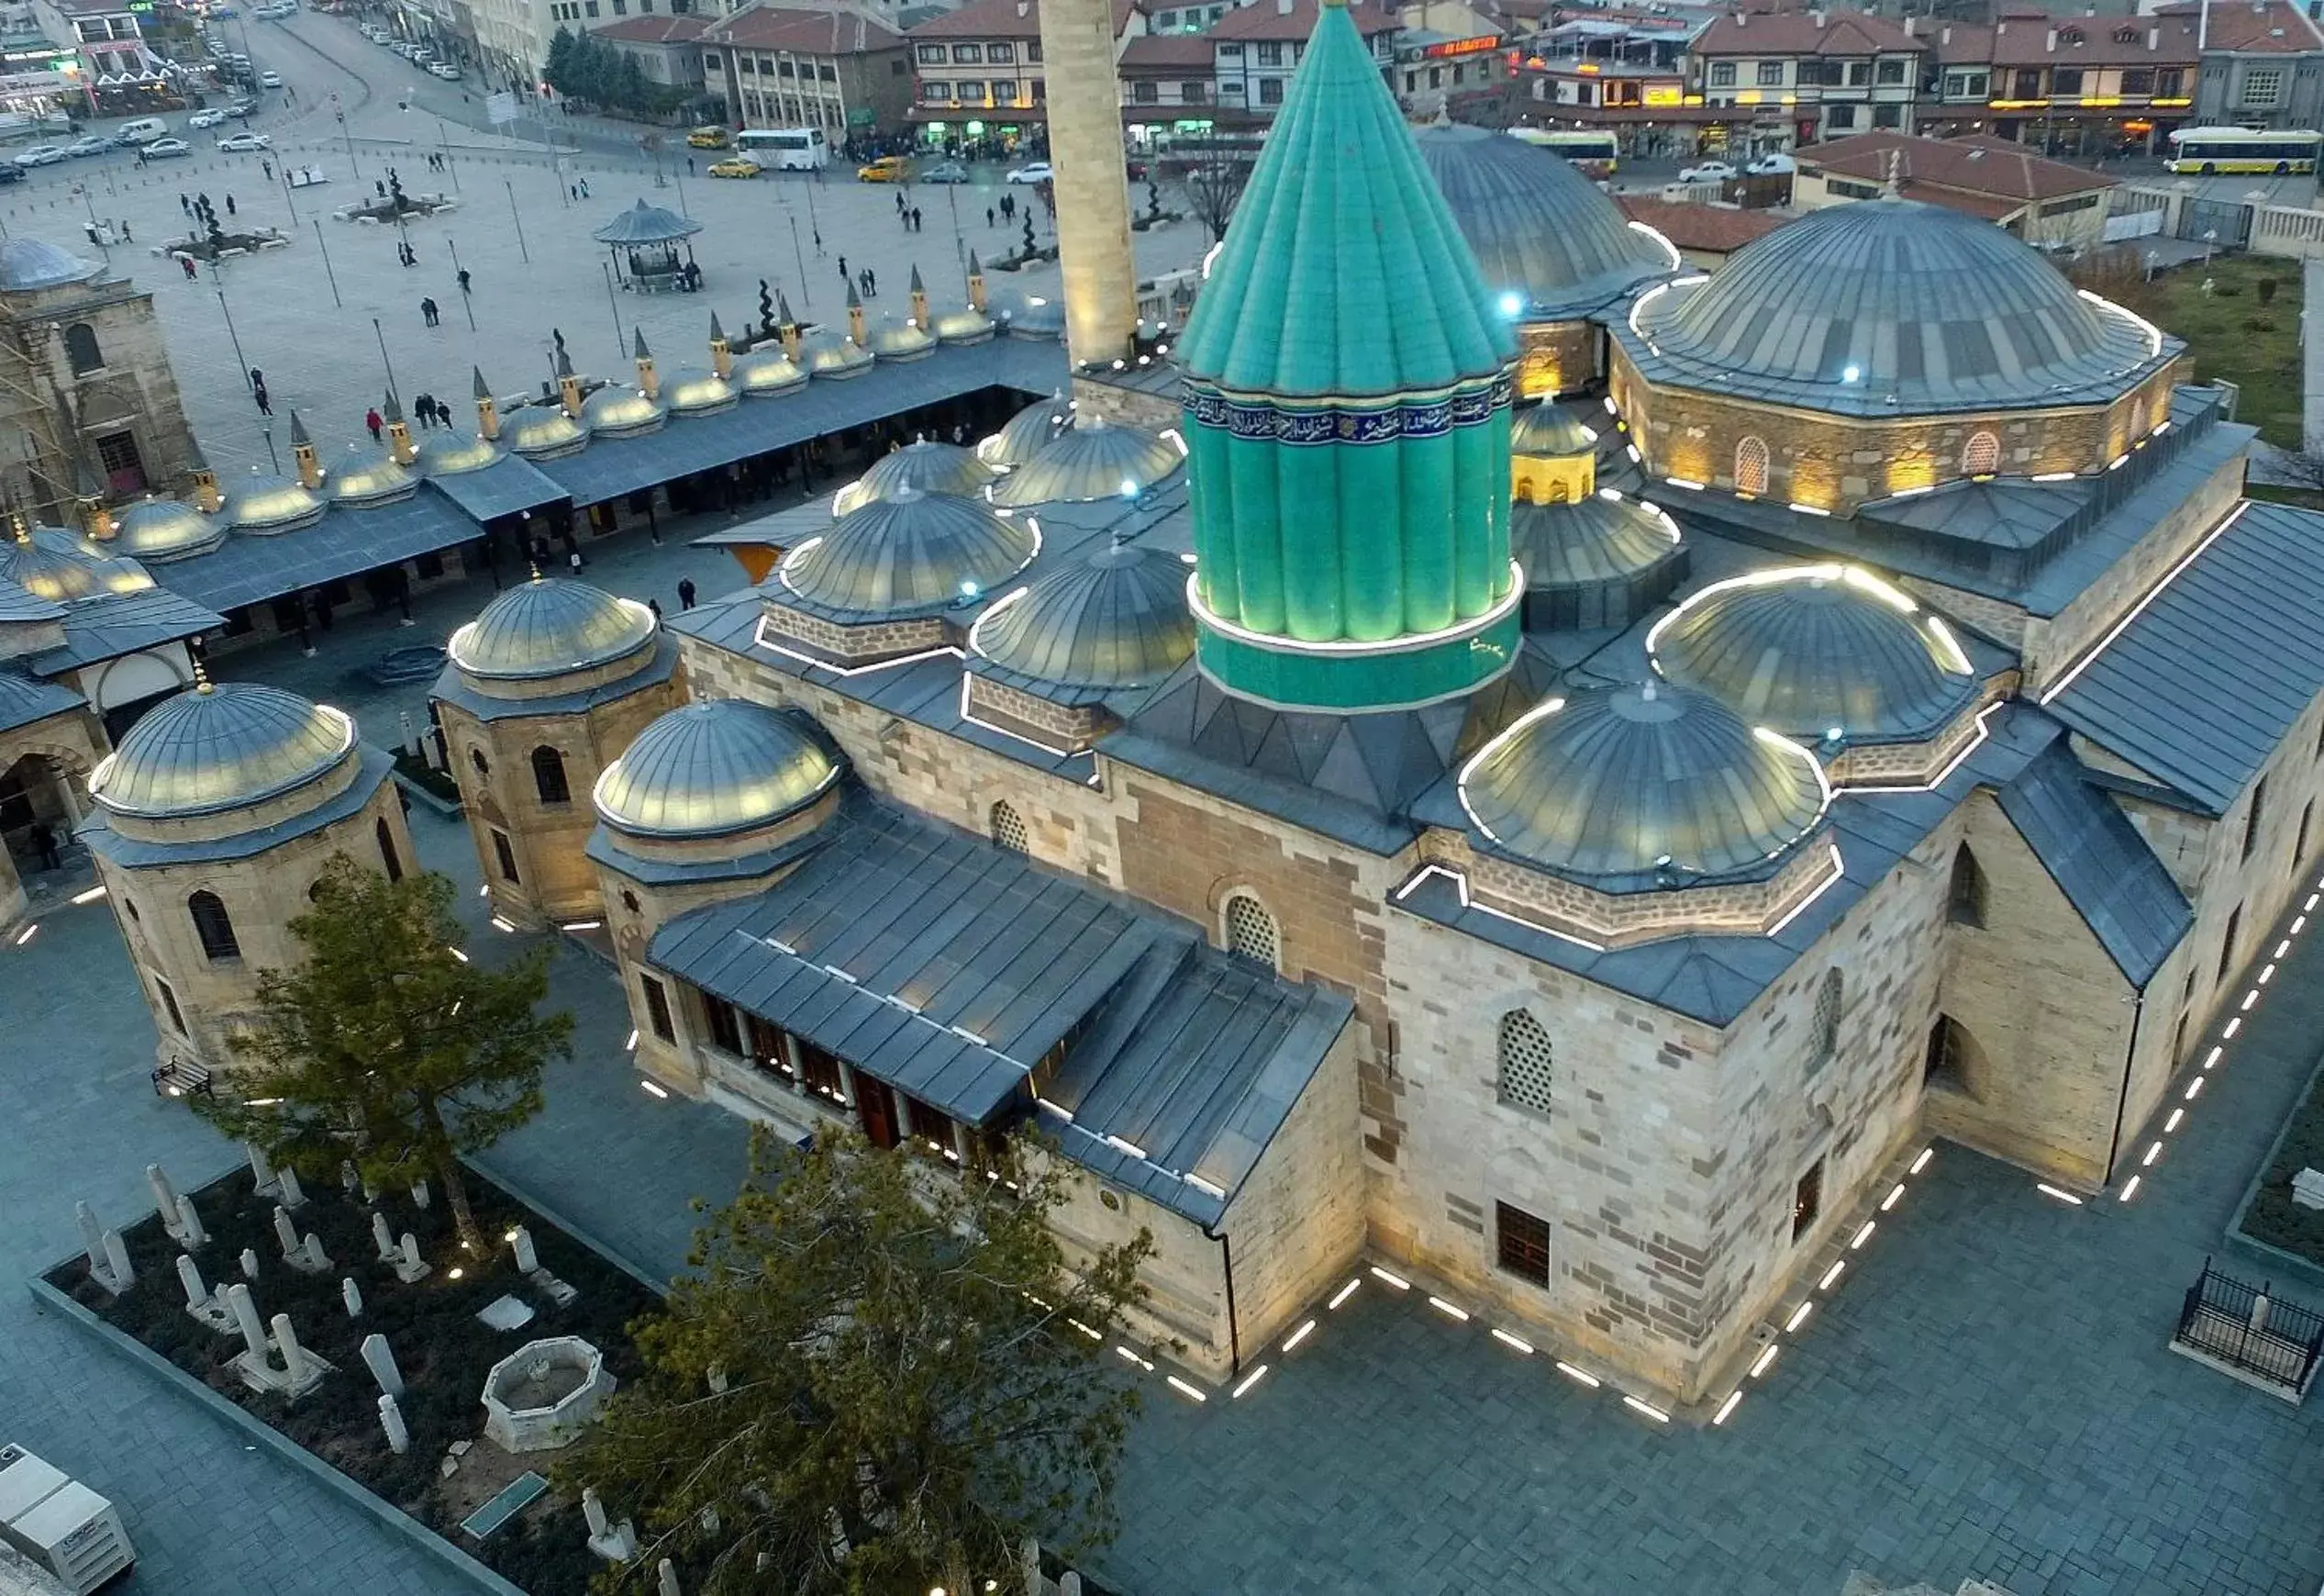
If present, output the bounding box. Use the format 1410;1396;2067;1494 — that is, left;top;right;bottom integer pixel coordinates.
2148;25;2159;46
968;249;987;314
1941;24;1951;43
847;280;866;346
78;494;113;543
2044;27;2057;49
382;391;417;467
190;466;221;514
778;292;803;361
909;263;928;326
556;352;584;419
708;312;731;380
289;409;322;490
1277;0;1292;13
473;366;500;440
1016;0;1028;13
632;328;658;400
1810;7;1825;25
1036;0;1139;364
1903;14;1915;33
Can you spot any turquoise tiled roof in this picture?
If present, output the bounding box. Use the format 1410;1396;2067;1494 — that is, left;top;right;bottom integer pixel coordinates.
1175;0;1513;399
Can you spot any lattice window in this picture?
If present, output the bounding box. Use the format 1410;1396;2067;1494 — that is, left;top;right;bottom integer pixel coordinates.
1735;436;1770;496
1808;969;1842;1073
1962;430;2002;475
1496;1201;1551;1285
990;799;1029;854
1223;892;1279;968
1496;1008;1554;1115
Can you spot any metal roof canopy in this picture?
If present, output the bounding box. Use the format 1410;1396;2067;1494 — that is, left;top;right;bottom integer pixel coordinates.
148;485;495;614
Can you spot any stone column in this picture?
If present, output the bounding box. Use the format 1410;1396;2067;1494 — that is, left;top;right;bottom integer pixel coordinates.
1036;0;1138;366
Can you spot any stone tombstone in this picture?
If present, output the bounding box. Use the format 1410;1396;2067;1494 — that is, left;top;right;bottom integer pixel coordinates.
147;1163;181;1225
2294;1167;2324;1211
395;1232;429;1284
226;1282;268;1360
99;1231;134;1292
410;1179;430;1210
239;1247;261;1280
342;1277;363;1318
74;1200;106;1274
658;1560;680;1596
372;1211;396;1259
272;1206;300;1260
271;1313;309;1380
510;1225;538;1275
174;1193;209;1247
277;1166;306;1210
177;1253;208;1309
378;1391;409;1455
245;1142;277;1193
301;1233;331;1272
360;1332;404;1397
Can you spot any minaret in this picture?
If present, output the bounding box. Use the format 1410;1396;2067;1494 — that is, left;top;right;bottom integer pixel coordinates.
289;409;323;489
381;390;417;466
1038;0;1137;364
846;280;865;346
778;294;802;362
1177;0;1519;712
632;328;659;399
473;366;501;440
967;250;987;315
708;312;731;380
556;350;584;418
909;265;928;328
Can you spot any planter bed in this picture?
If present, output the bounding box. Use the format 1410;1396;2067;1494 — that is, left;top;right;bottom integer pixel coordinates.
2230;1044;2324;1286
43;1167;662;1594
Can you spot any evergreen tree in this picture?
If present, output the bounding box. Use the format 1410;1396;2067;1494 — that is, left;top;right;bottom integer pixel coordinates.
616;53;647;113
190;855;573;1253
545;25;577;95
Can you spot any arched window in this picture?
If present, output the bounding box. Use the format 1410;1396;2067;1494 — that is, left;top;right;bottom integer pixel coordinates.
1222;891;1279;969
1808;969;1842;1072
62;322;103;375
1923;1014;1982;1096
1961;430;2002;475
1545;477;1571;504
1734;436;1770;496
1496;1008;1554;1115
1947;845;1986;928
531;745;571;806
469;747;490;778
376;816;403;882
188;890;239;961
989;799;1029;854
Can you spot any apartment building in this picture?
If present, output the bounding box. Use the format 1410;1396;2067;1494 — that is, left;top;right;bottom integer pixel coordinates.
1211;0;1396;117
1688;6;1925;143
701;4;910;137
2157;0;2324;130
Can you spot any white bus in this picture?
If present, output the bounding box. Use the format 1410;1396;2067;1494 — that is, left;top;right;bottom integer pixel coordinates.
735;128;829;171
2166;126;2322;174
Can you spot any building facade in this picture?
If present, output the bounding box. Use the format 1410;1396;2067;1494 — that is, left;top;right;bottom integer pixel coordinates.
1791;129;2118;247
1209;0;1394;115
2159;0;2324;131
701;5;909;138
906;0;1150;149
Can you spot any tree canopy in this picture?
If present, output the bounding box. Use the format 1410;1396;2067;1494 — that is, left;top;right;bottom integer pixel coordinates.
564;1125;1153;1593
192;855;573;1251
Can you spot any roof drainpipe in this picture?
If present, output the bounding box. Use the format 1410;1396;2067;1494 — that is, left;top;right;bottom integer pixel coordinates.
1206;1223;1242;1378
2100;987;2148;1189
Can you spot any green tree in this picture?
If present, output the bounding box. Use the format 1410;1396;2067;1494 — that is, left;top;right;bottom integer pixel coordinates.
545;25;578;95
190;855;573;1253
615;52;648;113
563;1125;1153;1593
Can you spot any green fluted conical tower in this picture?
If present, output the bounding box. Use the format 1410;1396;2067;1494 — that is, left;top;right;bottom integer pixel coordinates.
1178;0;1519;711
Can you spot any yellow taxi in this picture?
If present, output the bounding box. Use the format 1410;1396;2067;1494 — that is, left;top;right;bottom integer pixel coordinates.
686;125;732;149
707;155;762;179
856;155;911;184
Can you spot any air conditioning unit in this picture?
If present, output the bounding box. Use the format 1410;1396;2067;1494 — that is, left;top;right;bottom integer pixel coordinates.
0;1448;134;1595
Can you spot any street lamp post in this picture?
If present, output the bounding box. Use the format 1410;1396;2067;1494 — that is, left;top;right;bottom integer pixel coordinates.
437;118;461;192
789;214;810;307
505;178;531;262
372;316;401;403
215;287;250;389
448;235;476;331
311;218;343;307
600;260;625;361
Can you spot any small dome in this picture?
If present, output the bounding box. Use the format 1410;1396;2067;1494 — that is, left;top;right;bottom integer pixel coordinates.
503;403;590;460
91;680;355;819
779;486;1037;617
220;470;327;535
999;295;1065;340
1629;199;2162;415
1511;403;1597;457
735;347;808;396
990;417;1184;507
1649;564;1979;742
971;540;1195;689
417;429;505;475
931;306;995;346
867;315;937;362
111;498;224;564
328;445;420;507
1515;492;1680;590
980;393;1072;467
593;698;841;840
1459;682;1827;882
1412;126;1672;319
0;237;104;293
800;329;873;379
837;439;998;517
449;576;658;682
663;366;739;416
582;383;667;438
1;523;156;598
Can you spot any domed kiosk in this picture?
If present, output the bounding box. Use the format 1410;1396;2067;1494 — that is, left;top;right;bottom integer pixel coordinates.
80;675;414;1087
765;487;1037;667
433;577;684;927
965;538;1196;750
1447;680;1839;943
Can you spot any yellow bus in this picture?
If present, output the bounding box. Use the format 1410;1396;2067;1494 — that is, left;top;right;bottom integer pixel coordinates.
2166;126;2321;174
1508;128;1619;177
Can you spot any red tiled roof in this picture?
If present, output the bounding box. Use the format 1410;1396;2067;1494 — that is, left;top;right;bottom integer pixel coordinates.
1692;7;1919;58
1899;181;2019;219
706;4;904;52
1208;0;1398;41
1985;8;2197;66
1931;19;1992;63
1118;31;1217;66
593;13;714;44
908;0;1145;39
1617;195;1789;253
1797;131;2115;202
2152;0;2323;53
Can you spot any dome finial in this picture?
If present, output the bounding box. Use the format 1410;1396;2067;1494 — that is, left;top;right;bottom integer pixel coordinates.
1883;145;1902;198
190;653;214;695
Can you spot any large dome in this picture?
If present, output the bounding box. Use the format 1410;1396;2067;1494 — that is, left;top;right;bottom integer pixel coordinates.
1513;490;1685;631
1458;681;1828;882
91;680;354;819
593;698;840;839
581;383;666;438
735;347;808;396
988;418;1183;507
835;438;998;517
1626;199;2163;415
779;487;1037;616
111;498;224;564
417;429;504;475
1413;126;1672;319
971;540;1195;689
449;576;658;681
0;238;103;293
980;393;1072;467
1648;564;1979;742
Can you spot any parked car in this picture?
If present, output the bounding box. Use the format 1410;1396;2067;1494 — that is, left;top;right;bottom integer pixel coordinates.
13;144;69;166
1676;160;1737;184
223;100;259;118
217;132;272;151
0;163;23;185
1005;162;1051;184
686;125;730;149
856;155;910;183
707;155;761;179
142;138;194;157
921;160;970;184
1745;151;1796;175
64;134;112;157
187;107;228;128
428;61;459;78
258;70;281;87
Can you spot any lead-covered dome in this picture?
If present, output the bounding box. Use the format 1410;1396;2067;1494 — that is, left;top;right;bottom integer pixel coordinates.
449;576;658;682
220;470;327;534
582;383;666;438
417;429;504;474
503;403;589;459
971;539;1195;689
1649;564;1978;742
328;444;420;507
111;498;224;564
1514;490;1685;631
779;486;1036;616
1413;125;1672;320
593;698;840;839
1459;681;1827;882
980;393;1071;467
989;418;1183;507
1626;199;2166;416
1;523;155;599
1512;402;1597;457
736;346;808;396
662;367;738;416
91;680;354;819
0;237;104;293
835;438;998;518
867;315;937;363
800;329;873;379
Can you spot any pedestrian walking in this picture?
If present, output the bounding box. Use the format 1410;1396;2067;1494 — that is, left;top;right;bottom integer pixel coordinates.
412;394;430;429
180;255;197;280
261;158;272;181
569;184;578;200
986;206;995;227
896;191;906;214
178;193;190;215
421;296;439;327
225;194;237;217
28;822;59;872
567;548;584;575
579;177;589;198
865;266;877;296
458;267;472;295
677;576;697;610
685;155;695;175
252;380;272;417
838;253;848;280
365;406;384;442
648;597;663;620
912;206;922;232
118;220;130;242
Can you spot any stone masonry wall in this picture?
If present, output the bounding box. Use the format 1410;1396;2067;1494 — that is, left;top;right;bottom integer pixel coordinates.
1218;1025;1367;1357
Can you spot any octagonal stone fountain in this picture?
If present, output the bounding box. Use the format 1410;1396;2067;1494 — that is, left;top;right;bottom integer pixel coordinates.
481;1336;616;1453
